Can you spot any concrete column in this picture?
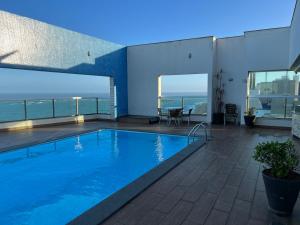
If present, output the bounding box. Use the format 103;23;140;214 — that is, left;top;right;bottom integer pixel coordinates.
110;77;116;119
157;76;162;108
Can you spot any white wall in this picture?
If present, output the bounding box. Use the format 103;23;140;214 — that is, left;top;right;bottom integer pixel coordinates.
244;27;290;71
216;28;291;124
290;0;300;69
127;37;215;122
216;36;247;124
127;28;292;125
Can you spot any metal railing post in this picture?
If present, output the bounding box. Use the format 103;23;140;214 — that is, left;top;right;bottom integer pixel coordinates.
24;100;27;120
181;97;184;109
76;98;79;116
52;99;55;118
96;97;99;114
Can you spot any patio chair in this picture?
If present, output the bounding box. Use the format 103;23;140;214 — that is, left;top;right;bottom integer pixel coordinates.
224;104;238;125
182;108;193;125
168;108;183;126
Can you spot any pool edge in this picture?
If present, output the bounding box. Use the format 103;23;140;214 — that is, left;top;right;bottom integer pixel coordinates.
68;139;205;225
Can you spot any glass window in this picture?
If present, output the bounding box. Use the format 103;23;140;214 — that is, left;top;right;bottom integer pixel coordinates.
248;71;299;119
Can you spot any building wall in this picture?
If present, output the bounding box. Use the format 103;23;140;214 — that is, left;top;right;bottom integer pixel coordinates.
127;37;215;122
216;28;291;124
216;36;247;123
128;28;291;124
290;0;300;69
0;10;128;116
244;27;290;71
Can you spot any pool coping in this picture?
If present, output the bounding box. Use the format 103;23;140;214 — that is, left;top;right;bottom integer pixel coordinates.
68;139;205;225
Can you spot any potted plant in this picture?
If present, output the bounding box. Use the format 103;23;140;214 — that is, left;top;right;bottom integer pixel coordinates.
244;107;256;127
253;139;300;216
213;69;225;124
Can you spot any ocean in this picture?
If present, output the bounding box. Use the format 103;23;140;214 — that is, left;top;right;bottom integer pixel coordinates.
0;94;111;122
0;92;207;122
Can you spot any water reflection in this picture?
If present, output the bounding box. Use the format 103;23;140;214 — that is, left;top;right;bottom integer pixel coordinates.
155;136;164;162
74;136;83;151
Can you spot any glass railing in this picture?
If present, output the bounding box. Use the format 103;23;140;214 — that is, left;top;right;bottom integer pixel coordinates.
158;96;208;115
0;97;112;123
247;96;300;119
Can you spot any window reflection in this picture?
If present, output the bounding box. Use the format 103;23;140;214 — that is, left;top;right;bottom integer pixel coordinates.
248;71;299;118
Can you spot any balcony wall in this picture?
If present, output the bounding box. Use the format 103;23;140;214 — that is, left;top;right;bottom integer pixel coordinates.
0;10;128;116
127;37;215;122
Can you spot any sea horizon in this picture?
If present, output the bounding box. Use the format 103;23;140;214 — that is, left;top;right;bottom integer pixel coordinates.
162;92;207;97
0;92;110;100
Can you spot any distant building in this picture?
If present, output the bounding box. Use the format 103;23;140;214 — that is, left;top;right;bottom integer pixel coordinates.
256;75;299;96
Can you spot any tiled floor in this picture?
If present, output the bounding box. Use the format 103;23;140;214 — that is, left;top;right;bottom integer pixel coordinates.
100;124;300;225
0;121;299;225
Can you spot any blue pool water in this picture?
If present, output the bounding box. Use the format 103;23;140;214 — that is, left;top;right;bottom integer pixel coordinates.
0;129;188;225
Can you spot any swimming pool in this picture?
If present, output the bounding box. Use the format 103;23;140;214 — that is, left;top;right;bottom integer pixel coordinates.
0;129;188;225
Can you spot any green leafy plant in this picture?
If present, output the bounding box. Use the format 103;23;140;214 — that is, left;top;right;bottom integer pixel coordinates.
253;140;299;178
245;107;255;116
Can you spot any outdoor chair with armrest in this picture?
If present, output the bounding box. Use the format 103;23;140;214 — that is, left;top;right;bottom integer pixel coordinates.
224;103;238;125
168;108;183;126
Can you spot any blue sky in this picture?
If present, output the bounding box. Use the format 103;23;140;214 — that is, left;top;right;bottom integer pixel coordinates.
0;0;296;45
0;69;110;98
0;0;296;96
161;74;208;95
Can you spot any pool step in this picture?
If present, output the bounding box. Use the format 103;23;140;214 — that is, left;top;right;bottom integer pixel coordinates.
117;115;159;124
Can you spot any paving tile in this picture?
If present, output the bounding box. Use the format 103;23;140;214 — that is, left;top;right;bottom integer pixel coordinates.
244;163;260;180
180;166;205;186
115;193;163;225
227;199;251;225
214;185;238;212
155;186;185;213
237;178;256;202
247;219;267;225
150;167;189;195
226;168;245;186
102;219;124;225
186;192;217;224
159;201;193;225
250;191;272;223
205;174;228;194
255;170;265;192
181;219;200;225
182;178;207;202
217;162;235;176
204;209;228;225
136;210;165;225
